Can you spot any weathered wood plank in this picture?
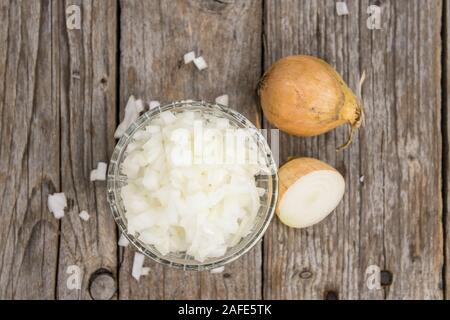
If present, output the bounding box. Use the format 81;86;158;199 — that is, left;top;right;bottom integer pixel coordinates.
0;0;60;299
119;0;263;299
445;0;450;300
56;0;118;299
263;0;443;299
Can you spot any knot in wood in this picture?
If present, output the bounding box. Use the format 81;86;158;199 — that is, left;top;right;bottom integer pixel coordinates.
89;269;116;300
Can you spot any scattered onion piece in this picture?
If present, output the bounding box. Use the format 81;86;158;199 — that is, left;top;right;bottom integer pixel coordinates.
79;210;90;221
193;56;208;71
359;175;365;183
336;2;349;16
141;267;150;276
183;51;196;64
114;95;145;139
210;266;225;274
215;94;229;107
48;193;67;219
160;110;177;124
90;162;107;181
132;252;145;281
118;233;130;247
149;100;160;110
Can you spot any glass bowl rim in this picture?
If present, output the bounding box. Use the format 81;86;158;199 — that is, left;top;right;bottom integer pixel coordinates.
107;100;278;271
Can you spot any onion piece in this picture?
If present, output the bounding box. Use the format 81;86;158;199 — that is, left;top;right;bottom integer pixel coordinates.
215;94;229;106
132;252;145;281
193;56;208;71
149;100;160;110
183;51;196;64
118;233;130;247
142;168;160;191
336;2;349;16
210;266;225;274
277;158;345;228
141;267;150;276
48;193;67;219
160;111;177;124
114;96;144;139
79;210;90;221
90;162;107;181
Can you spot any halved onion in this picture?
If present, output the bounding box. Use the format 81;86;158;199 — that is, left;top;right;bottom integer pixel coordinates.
277;158;345;228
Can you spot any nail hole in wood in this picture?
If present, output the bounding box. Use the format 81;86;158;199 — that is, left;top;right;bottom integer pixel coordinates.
89;268;116;300
71;71;80;79
380;270;393;286
100;78;107;84
324;290;338;300
199;0;233;12
299;270;313;279
223;273;231;279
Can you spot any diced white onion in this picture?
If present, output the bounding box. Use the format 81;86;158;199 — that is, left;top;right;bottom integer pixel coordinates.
193;56;208;71
149;100;160;110
160;111;177;124
336;2;349;16
114;96;143;139
135;99;145;113
79;210;90;221
215;95;229;107
132;252;145;281
120;105;270;262
210;266;225;274
183;51;196;64
90;162;107;181
48;193;67;219
141;267;150;276
118;233;130;247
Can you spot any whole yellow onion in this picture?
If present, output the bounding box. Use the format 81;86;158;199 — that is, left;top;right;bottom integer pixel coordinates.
258;55;364;149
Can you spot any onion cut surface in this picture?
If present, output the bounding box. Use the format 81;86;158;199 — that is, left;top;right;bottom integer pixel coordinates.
277;158;345;228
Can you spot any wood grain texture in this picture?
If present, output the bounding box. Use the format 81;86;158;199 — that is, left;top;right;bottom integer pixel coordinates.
446;0;450;300
263;0;444;300
56;0;118;299
118;0;263;299
0;0;447;300
0;0;60;299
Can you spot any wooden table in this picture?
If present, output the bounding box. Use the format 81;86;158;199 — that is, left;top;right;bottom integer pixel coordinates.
0;0;446;300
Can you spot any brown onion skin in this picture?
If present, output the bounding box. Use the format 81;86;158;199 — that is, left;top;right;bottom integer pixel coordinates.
259;55;361;137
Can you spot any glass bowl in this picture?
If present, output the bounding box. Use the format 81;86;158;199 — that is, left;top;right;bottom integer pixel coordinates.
107;100;278;271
